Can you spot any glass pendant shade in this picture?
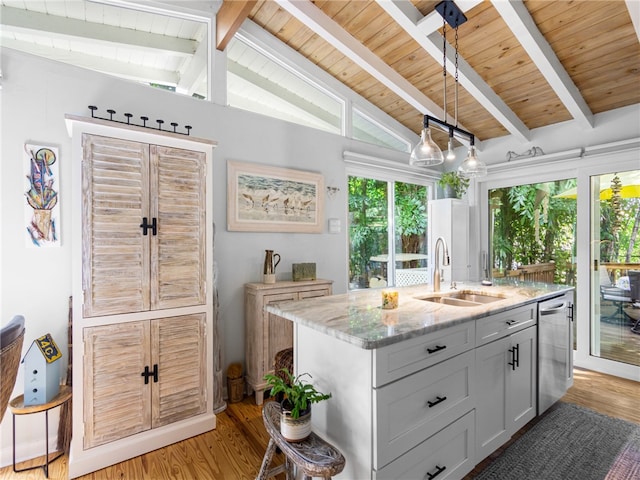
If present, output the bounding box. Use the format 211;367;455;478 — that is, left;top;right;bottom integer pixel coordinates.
458;145;487;178
410;127;444;166
446;137;456;161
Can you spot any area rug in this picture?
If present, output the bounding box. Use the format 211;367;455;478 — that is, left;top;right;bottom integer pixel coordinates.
474;402;640;480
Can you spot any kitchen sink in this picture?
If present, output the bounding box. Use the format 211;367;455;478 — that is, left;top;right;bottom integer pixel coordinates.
416;290;506;307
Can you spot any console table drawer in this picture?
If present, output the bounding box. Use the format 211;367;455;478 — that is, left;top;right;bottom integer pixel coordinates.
373;349;475;469
374;321;475;387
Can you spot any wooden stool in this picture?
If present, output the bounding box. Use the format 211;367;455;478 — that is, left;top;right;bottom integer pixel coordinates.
257;401;345;480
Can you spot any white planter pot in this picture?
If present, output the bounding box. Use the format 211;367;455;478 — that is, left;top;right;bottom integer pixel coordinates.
280;406;311;442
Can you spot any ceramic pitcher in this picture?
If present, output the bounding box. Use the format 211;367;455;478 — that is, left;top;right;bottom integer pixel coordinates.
263;250;281;275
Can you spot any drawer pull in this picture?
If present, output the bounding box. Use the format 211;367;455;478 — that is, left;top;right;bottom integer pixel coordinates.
427;395;447;408
506;319;519;326
427;344;447;354
426;464;446;479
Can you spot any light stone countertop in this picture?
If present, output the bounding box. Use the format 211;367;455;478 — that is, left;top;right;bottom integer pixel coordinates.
266;280;574;350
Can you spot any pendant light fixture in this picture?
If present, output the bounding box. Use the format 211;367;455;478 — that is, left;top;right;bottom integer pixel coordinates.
410;0;487;179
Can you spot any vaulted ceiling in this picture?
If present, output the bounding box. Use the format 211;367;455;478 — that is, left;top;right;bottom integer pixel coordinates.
235;0;640;148
2;0;639;150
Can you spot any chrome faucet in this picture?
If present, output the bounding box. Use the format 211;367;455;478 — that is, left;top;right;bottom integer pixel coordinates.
433;236;450;292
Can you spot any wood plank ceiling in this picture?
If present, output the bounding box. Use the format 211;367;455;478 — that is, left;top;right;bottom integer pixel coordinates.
240;0;640;147
1;0;638;149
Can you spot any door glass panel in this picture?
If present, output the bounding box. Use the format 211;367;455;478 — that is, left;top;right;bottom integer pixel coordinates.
394;182;429;286
489;179;577;347
348;177;430;289
348;176;388;289
590;170;640;366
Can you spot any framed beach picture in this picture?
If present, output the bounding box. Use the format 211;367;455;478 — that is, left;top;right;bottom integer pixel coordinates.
227;160;324;233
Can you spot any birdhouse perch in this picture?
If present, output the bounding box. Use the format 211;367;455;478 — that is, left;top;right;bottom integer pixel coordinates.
22;333;62;406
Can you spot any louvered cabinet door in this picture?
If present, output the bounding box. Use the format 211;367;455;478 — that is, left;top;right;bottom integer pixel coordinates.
83;322;152;449
151;314;206;428
82;134;150;317
150;146;206;310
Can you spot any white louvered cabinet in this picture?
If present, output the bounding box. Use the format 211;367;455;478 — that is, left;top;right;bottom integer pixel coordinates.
67;116;216;479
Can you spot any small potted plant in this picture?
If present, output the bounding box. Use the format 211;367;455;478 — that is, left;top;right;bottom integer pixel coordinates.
264;368;331;442
437;171;470;198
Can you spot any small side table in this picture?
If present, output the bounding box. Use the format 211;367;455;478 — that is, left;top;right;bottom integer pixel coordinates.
9;385;72;478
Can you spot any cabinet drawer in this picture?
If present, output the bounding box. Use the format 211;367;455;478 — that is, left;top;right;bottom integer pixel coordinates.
374;321;475;387
476;304;536;346
374;409;475;480
373;349;475;469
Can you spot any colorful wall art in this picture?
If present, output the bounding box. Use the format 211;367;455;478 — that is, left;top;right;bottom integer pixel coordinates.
24;144;60;247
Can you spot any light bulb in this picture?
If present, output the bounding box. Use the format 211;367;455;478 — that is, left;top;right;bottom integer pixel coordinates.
410;128;444;167
446;137;456;161
458;145;487;178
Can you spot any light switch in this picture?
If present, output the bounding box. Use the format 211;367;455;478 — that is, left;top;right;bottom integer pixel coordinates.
328;218;341;234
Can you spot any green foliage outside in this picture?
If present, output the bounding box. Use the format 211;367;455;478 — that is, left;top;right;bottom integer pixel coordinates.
348;177;428;288
349;173;640;289
491;177;640;285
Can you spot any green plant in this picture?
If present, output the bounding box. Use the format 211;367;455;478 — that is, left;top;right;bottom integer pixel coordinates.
438;171;470;198
264;368;331;419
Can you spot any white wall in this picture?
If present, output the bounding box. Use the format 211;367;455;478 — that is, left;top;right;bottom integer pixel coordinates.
0;47;403;465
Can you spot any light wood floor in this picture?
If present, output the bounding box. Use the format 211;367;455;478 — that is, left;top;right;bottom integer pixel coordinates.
1;368;637;480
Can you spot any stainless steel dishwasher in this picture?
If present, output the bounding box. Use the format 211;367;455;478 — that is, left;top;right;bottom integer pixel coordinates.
538;291;574;414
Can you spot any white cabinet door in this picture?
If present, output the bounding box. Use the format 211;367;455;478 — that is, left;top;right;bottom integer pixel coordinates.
476;325;537;461
475;335;509;460
507;326;537;432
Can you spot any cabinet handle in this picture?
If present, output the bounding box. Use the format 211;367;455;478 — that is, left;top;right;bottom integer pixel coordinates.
426;464;446;479
508;347;516;370
152;363;158;383
506;319;518;326
568;304;574;322
427;344;447;354
140;217;158;236
508;344;520;370
427;395;447;408
141;365;152;384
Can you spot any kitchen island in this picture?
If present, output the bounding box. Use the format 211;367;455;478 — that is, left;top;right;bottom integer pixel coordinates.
266;281;574;479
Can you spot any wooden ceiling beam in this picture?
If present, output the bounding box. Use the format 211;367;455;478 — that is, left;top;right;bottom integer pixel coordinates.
491;0;594;130
216;0;257;51
272;0;445;121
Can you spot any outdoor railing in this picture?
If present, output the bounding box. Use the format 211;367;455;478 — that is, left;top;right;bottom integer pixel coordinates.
493;262;556;284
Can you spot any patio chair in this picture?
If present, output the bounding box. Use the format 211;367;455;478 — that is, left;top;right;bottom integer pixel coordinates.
1;315;25;423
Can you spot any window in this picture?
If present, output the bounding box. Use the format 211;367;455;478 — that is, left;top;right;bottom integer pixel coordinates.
348;176;430;289
489;179;577;285
0;1;210;99
227;37;343;135
352;108;411;153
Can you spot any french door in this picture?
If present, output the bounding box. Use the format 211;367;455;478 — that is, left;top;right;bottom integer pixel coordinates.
588;169;640;367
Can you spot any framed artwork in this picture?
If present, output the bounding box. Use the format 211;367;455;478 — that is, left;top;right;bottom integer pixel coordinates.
24;144;60;247
227;160;324;233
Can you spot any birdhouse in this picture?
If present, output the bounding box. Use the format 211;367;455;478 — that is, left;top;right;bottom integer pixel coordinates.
22;333;62;406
